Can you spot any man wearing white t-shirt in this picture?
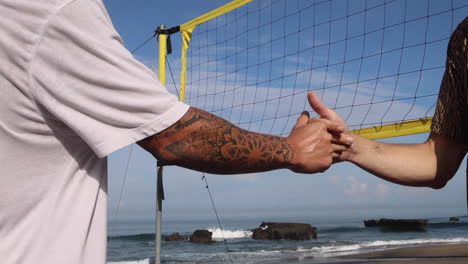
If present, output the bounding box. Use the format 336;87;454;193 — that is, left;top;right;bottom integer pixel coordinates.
0;1;352;263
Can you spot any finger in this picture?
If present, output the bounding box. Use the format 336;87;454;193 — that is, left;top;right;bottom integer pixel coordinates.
308;91;331;119
332;132;354;146
332;143;351;152
293;111;310;130
318;118;345;133
332;153;343;163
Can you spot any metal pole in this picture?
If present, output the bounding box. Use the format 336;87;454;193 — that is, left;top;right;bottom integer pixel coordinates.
156;24;167;264
156;164;164;264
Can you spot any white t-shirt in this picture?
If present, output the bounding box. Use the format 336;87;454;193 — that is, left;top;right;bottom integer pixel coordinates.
0;0;189;263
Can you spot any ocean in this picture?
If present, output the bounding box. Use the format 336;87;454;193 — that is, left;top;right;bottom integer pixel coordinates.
107;210;468;264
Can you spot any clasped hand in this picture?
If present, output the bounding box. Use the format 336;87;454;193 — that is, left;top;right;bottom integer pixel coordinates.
286;92;352;173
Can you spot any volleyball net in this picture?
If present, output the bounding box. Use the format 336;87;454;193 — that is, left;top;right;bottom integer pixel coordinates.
157;0;468;139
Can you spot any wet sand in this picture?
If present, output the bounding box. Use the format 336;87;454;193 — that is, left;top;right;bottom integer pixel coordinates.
318;242;468;264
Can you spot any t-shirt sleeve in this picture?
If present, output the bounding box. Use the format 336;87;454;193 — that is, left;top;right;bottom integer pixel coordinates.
29;0;189;158
430;17;468;144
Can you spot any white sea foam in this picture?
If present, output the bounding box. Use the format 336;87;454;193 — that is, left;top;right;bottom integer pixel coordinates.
297;237;468;258
363;237;468;247
107;259;150;264
208;228;252;240
299;244;362;253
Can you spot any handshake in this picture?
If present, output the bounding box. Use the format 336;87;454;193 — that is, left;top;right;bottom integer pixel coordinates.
286;91;354;174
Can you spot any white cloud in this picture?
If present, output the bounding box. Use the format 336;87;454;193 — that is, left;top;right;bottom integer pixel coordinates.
375;183;390;199
230;173;258;182
344;176;368;196
327;174;368;197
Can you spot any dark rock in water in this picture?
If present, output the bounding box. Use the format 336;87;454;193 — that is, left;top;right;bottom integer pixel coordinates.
165;232;188;241
251;222;317;240
449;217;460;222
363;219;379;227
364;218;428;231
190;229;213;243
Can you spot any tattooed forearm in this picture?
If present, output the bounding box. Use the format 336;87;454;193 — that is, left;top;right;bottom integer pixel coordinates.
138;107;294;174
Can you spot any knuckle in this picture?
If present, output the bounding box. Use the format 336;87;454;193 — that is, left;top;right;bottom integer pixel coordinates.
308;118;318;124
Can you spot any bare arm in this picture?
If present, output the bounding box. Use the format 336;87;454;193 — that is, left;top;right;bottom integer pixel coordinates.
343;133;467;189
138;106;348;174
307;91;467;189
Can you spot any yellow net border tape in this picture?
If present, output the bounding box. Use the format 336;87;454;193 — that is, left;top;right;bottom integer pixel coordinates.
180;0;254;32
174;0;433;140
350;117;432;139
178;0;254;102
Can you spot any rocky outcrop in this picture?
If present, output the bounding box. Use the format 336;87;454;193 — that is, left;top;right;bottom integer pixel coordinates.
165;232;188;241
449;217;460;222
251;222;317;240
189;229;213;243
363;219;379;227
364;218;428;231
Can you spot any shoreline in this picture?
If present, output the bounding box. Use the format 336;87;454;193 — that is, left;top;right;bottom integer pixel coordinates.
316;242;468;264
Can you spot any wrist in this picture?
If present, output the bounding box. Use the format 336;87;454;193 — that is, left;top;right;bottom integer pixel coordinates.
342;133;360;163
284;136;298;170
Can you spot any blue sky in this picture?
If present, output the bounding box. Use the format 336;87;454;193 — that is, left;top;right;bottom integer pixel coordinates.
104;0;468;222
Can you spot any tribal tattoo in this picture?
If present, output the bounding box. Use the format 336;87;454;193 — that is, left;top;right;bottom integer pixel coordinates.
138;107;295;174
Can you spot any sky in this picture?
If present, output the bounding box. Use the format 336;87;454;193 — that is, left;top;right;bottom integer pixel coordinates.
103;0;468;222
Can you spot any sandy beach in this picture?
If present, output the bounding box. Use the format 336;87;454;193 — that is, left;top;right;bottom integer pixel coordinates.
316;243;468;264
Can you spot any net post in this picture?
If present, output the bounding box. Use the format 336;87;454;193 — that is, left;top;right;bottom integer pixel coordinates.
156;24;167;264
155;163;164;264
158;24;167;86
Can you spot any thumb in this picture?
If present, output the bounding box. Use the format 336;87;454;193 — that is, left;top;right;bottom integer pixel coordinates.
293;111;310;130
308;91;331;119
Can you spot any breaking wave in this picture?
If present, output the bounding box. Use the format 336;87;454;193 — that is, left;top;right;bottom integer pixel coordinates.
109;228;252;242
207;228;252;240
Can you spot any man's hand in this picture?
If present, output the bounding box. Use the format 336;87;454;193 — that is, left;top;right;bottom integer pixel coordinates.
286;112;346;173
307;92;354;162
